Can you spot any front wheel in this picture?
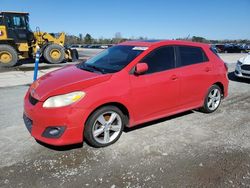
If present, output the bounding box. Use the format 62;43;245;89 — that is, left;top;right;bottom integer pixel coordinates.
43;44;65;64
200;85;222;113
84;106;125;147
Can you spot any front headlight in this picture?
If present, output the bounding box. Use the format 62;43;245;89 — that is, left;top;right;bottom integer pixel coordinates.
43;91;85;108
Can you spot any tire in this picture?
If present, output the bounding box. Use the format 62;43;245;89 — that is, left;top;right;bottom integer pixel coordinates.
71;49;78;61
0;44;18;67
84;106;125;147
200;85;222;113
43;44;65;64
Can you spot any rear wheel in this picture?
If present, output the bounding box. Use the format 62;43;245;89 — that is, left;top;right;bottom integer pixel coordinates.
200;85;222;113
84;106;125;147
43;44;65;64
0;44;18;67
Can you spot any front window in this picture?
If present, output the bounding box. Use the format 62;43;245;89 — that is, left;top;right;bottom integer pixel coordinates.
140;46;175;74
78;45;146;74
6;15;29;30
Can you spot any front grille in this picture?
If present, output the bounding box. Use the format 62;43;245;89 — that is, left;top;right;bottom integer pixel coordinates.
241;64;250;71
23;114;33;133
29;94;39;105
242;73;250;77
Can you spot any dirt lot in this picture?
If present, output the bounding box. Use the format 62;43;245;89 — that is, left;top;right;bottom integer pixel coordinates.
0;53;249;187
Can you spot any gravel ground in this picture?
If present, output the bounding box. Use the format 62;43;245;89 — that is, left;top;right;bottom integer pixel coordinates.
0;53;249;187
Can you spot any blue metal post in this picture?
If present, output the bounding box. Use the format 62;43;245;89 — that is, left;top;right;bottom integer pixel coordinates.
33;46;40;81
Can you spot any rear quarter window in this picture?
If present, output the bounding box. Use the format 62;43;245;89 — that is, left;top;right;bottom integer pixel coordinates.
178;46;208;67
210;47;220;58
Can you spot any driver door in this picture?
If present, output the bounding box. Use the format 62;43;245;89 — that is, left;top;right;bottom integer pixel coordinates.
129;46;180;122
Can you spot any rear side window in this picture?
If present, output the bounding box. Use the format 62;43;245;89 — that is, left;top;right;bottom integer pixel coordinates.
141;46;175;74
178;46;208;67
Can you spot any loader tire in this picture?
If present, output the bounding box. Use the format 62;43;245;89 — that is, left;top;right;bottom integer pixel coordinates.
44;44;65;64
71;49;79;61
0;45;18;67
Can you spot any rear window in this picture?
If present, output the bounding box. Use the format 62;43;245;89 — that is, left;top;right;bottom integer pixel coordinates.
178;46;208;67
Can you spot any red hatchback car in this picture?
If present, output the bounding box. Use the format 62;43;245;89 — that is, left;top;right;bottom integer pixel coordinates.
23;40;228;147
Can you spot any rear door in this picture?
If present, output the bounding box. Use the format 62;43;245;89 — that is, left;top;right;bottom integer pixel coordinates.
129;46;180;122
176;46;213;107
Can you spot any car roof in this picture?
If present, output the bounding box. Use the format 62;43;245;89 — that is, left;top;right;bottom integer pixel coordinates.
0;11;29;15
120;40;209;48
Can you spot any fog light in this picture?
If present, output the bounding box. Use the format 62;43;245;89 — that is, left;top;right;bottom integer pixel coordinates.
49;128;60;136
42;126;65;138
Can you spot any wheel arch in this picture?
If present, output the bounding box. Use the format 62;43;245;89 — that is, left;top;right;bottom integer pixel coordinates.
213;82;225;97
85;102;130;127
0;40;18;51
202;82;225;108
40;43;50;54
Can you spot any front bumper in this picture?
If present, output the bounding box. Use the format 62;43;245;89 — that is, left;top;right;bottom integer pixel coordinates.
23;92;89;146
235;64;250;79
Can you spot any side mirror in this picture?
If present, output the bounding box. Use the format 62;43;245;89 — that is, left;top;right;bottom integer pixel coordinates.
134;63;148;75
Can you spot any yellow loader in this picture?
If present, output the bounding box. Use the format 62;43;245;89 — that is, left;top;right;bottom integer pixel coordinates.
0;11;78;67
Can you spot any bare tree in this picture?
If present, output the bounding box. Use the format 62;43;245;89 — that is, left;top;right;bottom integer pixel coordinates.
113;32;123;43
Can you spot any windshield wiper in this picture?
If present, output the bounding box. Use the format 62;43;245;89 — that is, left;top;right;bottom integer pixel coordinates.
86;64;105;74
77;63;94;72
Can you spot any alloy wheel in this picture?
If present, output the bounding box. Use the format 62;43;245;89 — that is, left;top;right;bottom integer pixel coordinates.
92;111;122;144
207;88;221;111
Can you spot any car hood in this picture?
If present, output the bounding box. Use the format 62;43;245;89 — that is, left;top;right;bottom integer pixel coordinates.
239;55;250;65
30;65;112;101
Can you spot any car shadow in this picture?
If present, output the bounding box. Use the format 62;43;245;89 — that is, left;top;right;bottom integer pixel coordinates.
124;110;194;133
37;110;194;151
228;71;250;84
36;140;83;151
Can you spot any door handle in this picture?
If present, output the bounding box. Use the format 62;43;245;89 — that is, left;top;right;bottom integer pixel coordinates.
205;67;212;72
170;75;178;81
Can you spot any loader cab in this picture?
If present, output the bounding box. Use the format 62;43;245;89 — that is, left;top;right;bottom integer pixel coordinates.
0;12;34;43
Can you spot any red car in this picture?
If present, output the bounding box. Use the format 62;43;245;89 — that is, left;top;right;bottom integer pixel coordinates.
23;40;228;147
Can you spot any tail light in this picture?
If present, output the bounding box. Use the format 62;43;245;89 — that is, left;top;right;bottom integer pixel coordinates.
0;30;3;36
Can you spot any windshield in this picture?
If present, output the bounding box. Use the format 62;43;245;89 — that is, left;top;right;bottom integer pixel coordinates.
6;15;29;30
78;45;146;74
